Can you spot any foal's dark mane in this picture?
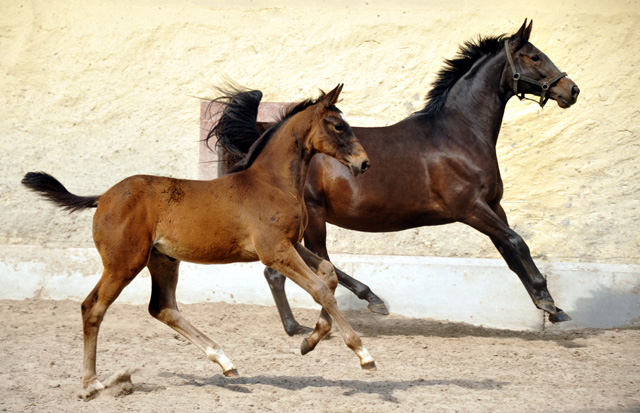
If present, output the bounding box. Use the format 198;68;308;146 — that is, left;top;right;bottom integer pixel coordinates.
205;88;324;174
419;35;507;114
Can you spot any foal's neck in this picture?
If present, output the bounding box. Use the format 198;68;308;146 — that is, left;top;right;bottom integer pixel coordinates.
446;50;513;146
251;114;314;197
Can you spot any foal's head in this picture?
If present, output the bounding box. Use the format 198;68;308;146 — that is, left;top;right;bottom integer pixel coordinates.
505;19;580;108
304;84;370;175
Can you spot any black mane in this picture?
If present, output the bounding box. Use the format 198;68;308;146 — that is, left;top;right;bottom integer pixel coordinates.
226;98;317;173
419;35;507;114
205;87;322;174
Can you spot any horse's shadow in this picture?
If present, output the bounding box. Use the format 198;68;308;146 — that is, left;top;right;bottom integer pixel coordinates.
156;372;506;403
334;309;607;349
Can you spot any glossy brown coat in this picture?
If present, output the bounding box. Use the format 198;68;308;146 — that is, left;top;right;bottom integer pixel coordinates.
222;21;580;335
22;85;376;397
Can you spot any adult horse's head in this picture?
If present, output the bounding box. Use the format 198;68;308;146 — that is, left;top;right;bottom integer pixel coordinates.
309;84;370;175
505;19;580;108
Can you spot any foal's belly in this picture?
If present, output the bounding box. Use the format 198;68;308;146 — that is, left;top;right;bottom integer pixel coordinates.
153;234;259;264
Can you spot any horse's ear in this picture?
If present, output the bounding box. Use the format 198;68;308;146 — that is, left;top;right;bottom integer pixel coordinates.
524;19;533;41
511;19;532;49
322;84;343;107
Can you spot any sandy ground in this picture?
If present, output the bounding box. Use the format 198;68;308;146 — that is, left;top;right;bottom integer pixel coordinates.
0;299;638;413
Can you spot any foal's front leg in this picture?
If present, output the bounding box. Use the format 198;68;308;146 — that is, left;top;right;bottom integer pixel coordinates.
293;243;338;354
304;209;389;315
263;242;376;370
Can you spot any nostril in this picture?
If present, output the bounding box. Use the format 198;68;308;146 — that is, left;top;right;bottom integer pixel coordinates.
361;160;370;172
571;85;580;98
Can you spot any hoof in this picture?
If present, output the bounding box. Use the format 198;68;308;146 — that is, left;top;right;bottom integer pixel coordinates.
548;308;572;323
223;369;240;378
361;361;377;371
536;300;557;315
78;380;104;400
368;301;389;316
285;324;314;337
300;338;313;356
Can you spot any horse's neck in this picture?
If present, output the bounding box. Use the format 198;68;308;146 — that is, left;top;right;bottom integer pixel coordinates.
445;52;512;146
250;116;313;197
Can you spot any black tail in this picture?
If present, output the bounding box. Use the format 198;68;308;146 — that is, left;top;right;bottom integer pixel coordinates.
21;172;100;212
204;86;264;156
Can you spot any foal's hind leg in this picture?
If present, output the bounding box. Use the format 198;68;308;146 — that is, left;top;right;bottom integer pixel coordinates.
81;255;148;395
464;202;570;322
146;249;238;377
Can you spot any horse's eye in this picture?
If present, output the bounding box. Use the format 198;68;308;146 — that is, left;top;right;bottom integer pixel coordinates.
334;123;344;132
531;55;540;62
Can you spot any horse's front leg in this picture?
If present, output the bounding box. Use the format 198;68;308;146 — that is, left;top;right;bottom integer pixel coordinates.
333;267;389;315
261;242;375;370
304;212;389;315
463;202;571;323
263;267;313;336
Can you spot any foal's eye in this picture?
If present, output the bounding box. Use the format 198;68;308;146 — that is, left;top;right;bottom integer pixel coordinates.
531;55;540;62
334;123;344;132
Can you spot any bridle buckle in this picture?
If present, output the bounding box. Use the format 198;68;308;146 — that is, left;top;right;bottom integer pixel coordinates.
504;39;567;108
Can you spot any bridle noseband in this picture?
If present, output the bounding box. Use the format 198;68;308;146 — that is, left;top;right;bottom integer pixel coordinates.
504;39;567;108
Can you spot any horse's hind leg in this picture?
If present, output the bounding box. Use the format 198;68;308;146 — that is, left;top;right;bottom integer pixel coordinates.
146;249;238;377
464;202;570;322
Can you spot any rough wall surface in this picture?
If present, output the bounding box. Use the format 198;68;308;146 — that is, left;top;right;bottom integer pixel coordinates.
2;0;639;265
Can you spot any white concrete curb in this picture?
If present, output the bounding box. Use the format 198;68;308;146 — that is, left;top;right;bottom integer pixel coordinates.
1;245;638;331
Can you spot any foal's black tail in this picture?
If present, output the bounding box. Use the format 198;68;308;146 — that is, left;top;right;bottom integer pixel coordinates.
21;172;100;212
204;86;264;156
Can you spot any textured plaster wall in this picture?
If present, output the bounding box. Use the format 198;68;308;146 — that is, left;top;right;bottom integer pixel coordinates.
1;0;639;266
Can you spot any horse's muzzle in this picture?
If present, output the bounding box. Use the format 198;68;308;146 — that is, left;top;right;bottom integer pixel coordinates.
551;78;580;108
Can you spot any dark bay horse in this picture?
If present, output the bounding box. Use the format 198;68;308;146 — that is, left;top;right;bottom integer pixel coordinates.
22;84;375;397
212;20;580;336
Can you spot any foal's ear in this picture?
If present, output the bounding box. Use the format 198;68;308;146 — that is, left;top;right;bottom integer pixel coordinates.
512;19;533;49
322;84;343;108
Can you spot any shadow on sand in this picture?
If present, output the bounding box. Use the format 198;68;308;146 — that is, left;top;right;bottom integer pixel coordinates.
157;372;506;403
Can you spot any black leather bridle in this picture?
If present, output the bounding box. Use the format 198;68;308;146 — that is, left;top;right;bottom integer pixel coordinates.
504;39;567;108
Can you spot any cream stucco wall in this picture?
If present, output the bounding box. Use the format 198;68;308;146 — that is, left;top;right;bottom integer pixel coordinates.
2;0;639;266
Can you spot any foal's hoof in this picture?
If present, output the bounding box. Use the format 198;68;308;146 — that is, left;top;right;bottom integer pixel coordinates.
536;300;557;315
78;380;104;400
300;338;313;356
548;308;572;323
368;301;390;315
361;361;377;371
223;369;240;378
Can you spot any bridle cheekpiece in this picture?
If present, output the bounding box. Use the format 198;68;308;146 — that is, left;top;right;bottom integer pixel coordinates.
504;39;567;107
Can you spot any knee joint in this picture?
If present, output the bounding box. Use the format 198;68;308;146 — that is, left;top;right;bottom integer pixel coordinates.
310;282;335;306
263;267;286;288
507;234;530;256
317;261;338;290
